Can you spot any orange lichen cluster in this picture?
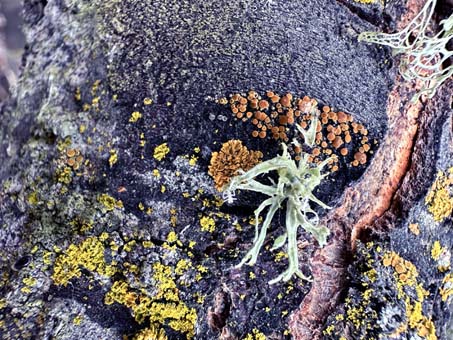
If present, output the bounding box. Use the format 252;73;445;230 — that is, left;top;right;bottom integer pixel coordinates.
383;251;418;286
208;140;263;190
65;148;84;170
382;251;436;340
220;91;373;171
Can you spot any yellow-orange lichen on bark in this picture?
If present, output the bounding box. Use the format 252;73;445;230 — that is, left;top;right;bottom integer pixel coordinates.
208;140;263;191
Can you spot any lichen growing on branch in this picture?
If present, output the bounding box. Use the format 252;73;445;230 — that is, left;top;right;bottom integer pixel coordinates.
224;143;331;284
358;0;453;101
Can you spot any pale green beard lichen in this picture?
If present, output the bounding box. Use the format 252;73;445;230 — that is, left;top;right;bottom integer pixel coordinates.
224;143;330;284
358;0;453;102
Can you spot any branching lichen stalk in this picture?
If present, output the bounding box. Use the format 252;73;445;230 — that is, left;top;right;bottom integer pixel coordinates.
358;0;453;101
224;144;330;284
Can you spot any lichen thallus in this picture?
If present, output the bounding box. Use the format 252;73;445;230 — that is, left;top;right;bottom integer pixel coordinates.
223;104;332;284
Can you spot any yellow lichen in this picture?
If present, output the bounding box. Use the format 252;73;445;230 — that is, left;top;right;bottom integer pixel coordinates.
22;277;36;287
109;149;118;167
56;166;73;184
98;193;123;211
154;143;170;161
440;273;453;302
430;241;450;272
323;324;335;336
143;98;153;105
132;325;167;340
105;262;197;338
425;169;453;222
73;315;83;325
129;111;143;123
382;251;437;340
166;231;178;243
27;191;39;205
408;223;420;236
152;169;161;178
189;155;198;166
52;236;116;286
353;0;377;3
208;140;263;191
431;241;443;261
244;328;267;340
199;216;215;233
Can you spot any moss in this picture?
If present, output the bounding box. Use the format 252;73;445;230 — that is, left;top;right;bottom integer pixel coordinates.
153;143;170;161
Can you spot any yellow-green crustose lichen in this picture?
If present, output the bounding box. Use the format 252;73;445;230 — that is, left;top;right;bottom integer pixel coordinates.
105;262;197;338
52;234;116;286
425;168;453;222
382;251;436;340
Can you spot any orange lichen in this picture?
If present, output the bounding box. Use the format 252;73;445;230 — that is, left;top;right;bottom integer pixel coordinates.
208;140;263;191
382;251;436;340
222;91;375;173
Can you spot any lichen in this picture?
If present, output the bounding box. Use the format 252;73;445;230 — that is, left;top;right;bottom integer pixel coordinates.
105;262;197;338
52;236;116;286
224;143;330;284
208;139;263;191
131;325;167;340
199;215;215;233
382;251;436;339
223;91;374;170
425;169;453;222
243;328;267;340
153;143;170;161
359;0;453;101
98;193;124;211
109;149;118;167
129;111;143;123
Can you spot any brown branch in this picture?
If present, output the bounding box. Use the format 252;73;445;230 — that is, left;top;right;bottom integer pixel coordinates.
288;2;431;336
289;77;423;339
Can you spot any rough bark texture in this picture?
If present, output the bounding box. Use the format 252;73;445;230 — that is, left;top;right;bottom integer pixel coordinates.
0;0;452;339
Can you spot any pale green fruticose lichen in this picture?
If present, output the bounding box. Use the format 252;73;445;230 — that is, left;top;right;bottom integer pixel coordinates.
359;0;453;102
224;113;330;283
